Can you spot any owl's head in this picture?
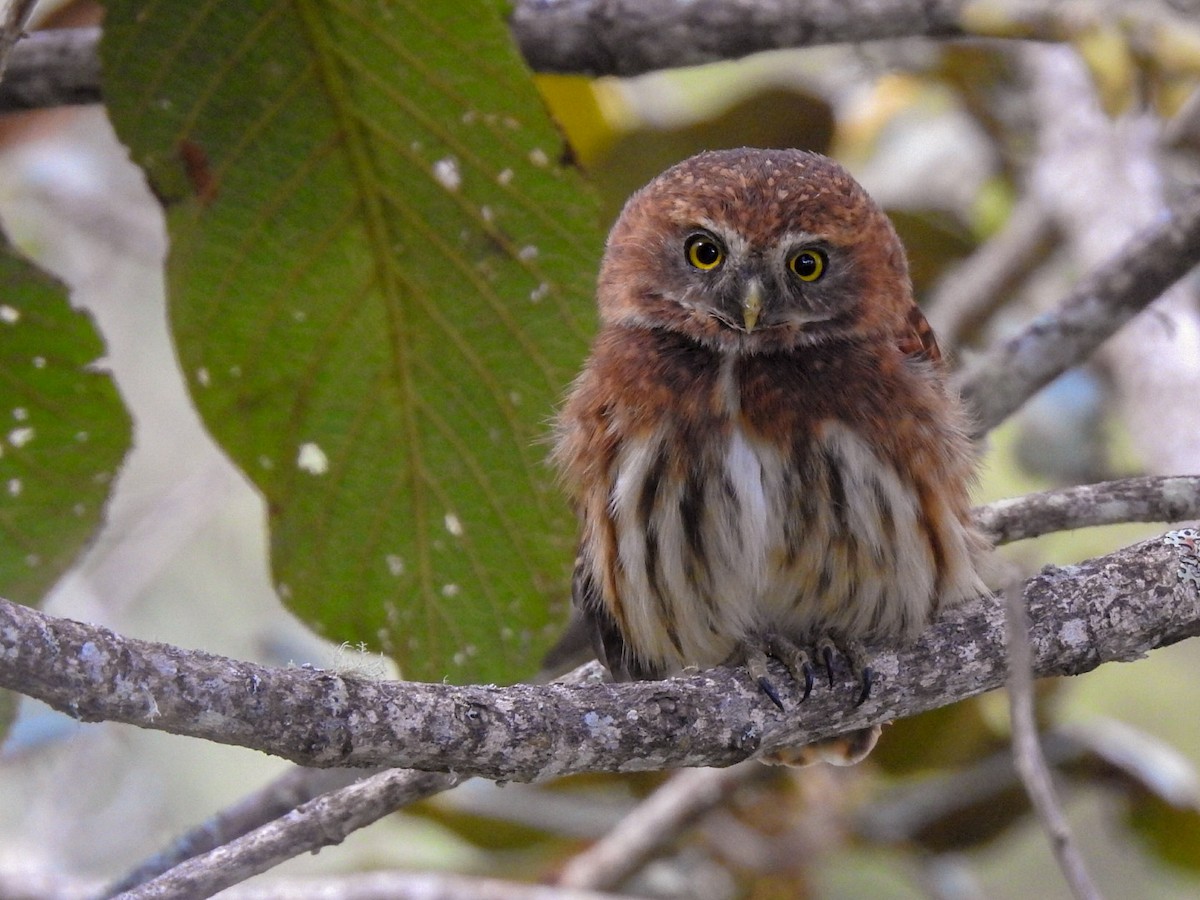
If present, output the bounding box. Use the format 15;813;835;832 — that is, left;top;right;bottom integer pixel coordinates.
597;148;914;352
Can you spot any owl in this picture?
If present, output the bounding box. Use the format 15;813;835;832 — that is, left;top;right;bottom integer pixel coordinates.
553;148;990;764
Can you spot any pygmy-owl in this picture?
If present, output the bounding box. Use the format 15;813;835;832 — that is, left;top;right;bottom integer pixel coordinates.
553;148;991;764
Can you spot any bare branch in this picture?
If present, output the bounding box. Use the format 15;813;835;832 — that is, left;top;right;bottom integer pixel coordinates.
10;2;1200;108
1;534;1198;782
558;762;767;890
508;0;1200;75
0;0;38;84
3;862;650;900
119;768;460;900
926;196;1058;351
958;190;1200;435
221;871;648;900
102;766;371;896
1004;580;1102;900
0;26;99;110
509;0;972;76
974;476;1200;545
107;656;612;895
1026;45;1200;476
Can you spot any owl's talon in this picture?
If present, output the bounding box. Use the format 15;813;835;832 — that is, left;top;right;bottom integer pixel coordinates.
743;646;786;710
758;676;785;711
819;640;837;687
855;666;874;706
835;638;873;704
762;635;814;703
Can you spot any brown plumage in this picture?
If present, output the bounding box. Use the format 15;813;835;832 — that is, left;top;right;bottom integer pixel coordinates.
553;149;990;764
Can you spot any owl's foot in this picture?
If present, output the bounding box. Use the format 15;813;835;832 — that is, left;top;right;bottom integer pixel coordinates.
822;637;874;707
744;635;815;710
742;635;874;710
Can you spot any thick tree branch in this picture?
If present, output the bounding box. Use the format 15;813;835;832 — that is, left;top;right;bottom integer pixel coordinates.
2;534;1198;782
959;190;1200;435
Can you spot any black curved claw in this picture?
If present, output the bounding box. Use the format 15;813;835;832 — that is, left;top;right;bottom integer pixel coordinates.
855;666;874;707
758;676;785;711
800;661;814;702
821;644;836;687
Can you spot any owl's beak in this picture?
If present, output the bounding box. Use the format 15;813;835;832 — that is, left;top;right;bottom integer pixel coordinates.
742;282;763;332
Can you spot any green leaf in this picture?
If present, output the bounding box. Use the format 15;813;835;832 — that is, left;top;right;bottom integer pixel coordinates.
101;1;600;683
0;241;129;603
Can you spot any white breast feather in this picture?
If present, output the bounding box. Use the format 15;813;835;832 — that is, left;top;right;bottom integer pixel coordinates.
608;420;975;672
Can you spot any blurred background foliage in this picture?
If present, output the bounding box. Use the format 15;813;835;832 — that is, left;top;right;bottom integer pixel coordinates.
0;0;1199;897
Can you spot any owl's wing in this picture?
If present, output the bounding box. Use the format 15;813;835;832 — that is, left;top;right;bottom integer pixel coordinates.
896;304;943;366
570;555;641;681
539;552;640;681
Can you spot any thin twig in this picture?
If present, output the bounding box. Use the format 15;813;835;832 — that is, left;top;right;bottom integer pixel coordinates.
973;475;1200;545
102;766;371;896
223;871;651;900
1004;580;1103;900
121;769;460;900
557;762;767;890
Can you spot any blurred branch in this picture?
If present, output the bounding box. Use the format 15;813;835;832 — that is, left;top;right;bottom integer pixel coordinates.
0;26;98;110
1004;580;1101;900
217;872;648;900
103;766;373;896
857;719;1200;843
117;768;461;900
510;0;975;76
958;188;1200;436
975;475;1200;545
2;534;1198;781
1027;44;1200;476
557;762;767;891
10;1;1200;108
6;863;650;900
0;0;38;83
927;196;1058;350
509;0;1200;76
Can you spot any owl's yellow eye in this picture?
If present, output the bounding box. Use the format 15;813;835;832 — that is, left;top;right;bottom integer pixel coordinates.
685;234;724;271
789;248;826;282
